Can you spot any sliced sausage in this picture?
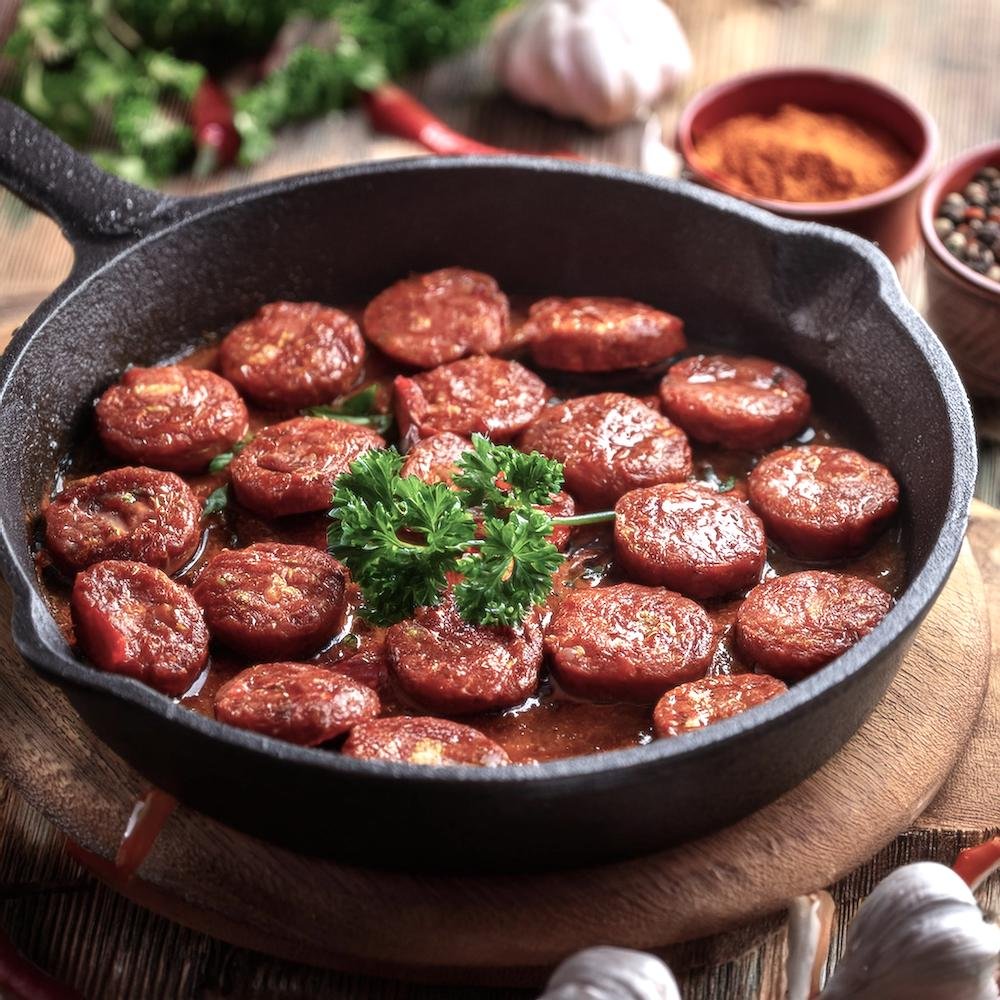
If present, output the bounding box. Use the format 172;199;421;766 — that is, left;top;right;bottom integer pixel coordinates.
342;716;511;766
394;356;547;442
194;543;347;660
748;445;900;559
653;673;788;738
96;365;249;473
387;590;543;715
229;416;385;517
72;560;208;696
734;571;894;680
45;467;201;575
219;300;366;409
614;482;766;598
545;583;714;701
214;662;379;746
400;432;472;487
363;267;509;369
525;296;685;372
518;392;691;508
659;355;811;450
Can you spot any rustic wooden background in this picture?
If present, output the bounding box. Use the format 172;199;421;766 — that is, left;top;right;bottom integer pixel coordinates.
0;0;998;997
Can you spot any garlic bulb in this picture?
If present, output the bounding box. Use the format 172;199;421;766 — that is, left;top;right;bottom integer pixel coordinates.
495;0;692;129
821;862;1000;1000
539;946;681;1000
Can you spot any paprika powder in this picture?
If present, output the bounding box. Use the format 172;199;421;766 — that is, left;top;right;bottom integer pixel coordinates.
694;103;913;203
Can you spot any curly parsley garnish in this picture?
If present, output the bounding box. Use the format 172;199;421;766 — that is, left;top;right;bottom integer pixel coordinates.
327;434;609;628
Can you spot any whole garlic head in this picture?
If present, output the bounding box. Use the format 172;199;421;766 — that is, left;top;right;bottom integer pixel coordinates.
539;946;681;1000
495;0;692;129
822;862;1000;1000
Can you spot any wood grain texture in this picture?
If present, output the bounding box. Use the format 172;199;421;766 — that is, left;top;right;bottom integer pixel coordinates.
0;539;989;989
1;1;999;996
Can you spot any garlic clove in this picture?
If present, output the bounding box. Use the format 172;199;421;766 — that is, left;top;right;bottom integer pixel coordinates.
539;945;681;1000
821;862;1000;1000
786;890;836;1000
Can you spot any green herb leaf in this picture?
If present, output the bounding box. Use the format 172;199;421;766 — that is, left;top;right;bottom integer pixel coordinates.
717;476;736;493
305;384;393;434
208;434;252;474
454;509;563;627
454;434;564;514
335;384;379;416
202;484;229;517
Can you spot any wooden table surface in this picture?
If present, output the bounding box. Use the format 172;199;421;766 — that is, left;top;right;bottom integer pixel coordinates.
0;0;998;997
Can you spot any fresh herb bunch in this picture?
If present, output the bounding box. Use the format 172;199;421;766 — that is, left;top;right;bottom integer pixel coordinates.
2;0;514;184
328;434;570;628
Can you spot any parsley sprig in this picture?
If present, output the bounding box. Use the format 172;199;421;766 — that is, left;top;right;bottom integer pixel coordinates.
328;435;606;627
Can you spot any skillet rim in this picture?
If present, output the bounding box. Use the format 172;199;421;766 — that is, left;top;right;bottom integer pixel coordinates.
0;155;977;787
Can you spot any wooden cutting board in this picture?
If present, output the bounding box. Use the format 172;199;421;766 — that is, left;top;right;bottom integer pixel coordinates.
0;503;994;987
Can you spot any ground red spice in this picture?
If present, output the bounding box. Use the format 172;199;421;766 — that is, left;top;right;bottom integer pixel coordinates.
694;103;913;203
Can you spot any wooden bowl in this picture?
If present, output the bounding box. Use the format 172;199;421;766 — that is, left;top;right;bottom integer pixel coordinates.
919;141;1000;398
677;67;939;264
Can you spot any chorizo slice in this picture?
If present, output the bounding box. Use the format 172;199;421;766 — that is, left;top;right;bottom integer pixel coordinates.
219;300;366;409
363;267;510;369
518;392;692;508
193;542;347;660
545;583;714;701
400;431;473;487
229;416;385;517
394;355;547;442
342;716;511;766
525;296;685;372
653;673;788;738
72;560;208;696
387;590;543;715
734;571;894;680
660;355;811;450
45;466;201;575
748;445;900;559
614;482;766;598
96;365;249;473
214;662;379;746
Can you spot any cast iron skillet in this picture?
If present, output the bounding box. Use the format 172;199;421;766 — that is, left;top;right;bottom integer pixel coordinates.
0;100;977;872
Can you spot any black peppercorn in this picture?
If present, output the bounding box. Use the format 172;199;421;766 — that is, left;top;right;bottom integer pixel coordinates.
934;166;1000;285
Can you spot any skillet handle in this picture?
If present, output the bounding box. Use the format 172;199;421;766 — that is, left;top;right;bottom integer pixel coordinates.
0;98;177;249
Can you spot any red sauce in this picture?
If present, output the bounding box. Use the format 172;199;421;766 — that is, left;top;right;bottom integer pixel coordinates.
35;303;906;765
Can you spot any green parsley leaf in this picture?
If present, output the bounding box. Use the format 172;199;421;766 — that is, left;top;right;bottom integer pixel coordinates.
202;484;229;517
454;509;563;627
454;434;564;514
208;434;252;474
305;385;393;434
717;476;736;493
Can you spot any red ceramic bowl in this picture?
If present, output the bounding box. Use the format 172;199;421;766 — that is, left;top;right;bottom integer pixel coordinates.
678;67;939;263
919;141;1000;398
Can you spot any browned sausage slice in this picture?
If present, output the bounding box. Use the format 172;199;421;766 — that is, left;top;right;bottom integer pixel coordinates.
229;416;385;517
363;268;509;369
342;716;511;766
659;355;811;450
614;482;766;598
72;560;208;696
525;296;685;372
748;445;900;559
219;301;366;409
193;543;347;660
734;571;893;680
387;590;543;715
518;392;691;508
545;583;714;701
653;673;787;738
214;662;379;746
394;356;547;442
45;467;201;575
96;366;249;473
400;432;472;486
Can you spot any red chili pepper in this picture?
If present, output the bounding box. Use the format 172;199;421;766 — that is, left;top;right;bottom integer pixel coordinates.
191;77;241;176
954;835;1000;891
0;929;81;1000
364;84;578;159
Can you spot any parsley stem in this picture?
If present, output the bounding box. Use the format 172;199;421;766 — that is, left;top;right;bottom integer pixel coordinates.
550;511;616;526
